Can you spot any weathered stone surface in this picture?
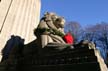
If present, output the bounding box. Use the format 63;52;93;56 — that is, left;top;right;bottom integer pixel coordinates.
35;12;66;48
0;0;41;60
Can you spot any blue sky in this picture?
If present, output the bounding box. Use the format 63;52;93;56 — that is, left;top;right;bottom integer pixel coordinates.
41;0;108;27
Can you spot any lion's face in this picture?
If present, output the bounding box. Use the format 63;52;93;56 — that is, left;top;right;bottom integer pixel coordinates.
54;17;65;28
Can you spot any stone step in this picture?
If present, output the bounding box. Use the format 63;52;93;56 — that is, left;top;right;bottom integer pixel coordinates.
0;60;101;71
8;48;95;61
20;56;97;65
42;47;94;56
21;62;100;71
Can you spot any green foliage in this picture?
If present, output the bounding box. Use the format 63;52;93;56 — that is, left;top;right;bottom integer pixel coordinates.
34;28;65;37
51;29;65;37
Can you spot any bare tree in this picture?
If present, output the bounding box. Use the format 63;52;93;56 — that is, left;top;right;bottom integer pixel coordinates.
95;23;108;61
65;21;83;42
81;25;97;42
82;22;108;61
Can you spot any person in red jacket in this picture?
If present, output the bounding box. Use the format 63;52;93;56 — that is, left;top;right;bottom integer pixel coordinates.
63;32;74;45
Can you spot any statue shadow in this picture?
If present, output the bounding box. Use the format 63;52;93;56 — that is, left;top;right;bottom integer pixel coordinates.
1;35;24;62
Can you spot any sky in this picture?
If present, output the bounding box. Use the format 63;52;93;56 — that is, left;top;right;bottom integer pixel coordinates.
41;0;108;27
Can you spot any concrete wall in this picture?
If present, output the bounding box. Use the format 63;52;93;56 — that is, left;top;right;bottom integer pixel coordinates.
0;0;41;60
